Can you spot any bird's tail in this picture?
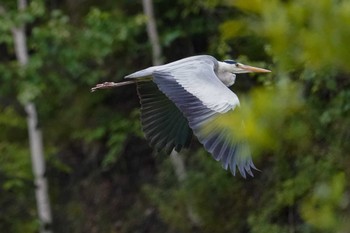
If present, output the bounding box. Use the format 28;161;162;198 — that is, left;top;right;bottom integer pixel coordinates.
125;66;159;79
91;80;135;92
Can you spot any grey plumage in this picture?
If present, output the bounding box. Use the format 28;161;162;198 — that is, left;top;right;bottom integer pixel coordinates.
125;55;269;177
93;55;270;177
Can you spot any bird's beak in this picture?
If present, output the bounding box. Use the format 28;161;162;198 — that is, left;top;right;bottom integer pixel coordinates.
238;63;271;73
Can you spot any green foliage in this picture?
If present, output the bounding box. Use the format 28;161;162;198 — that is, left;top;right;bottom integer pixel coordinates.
229;0;350;73
212;82;308;155
0;106;37;232
144;170;192;232
301;172;347;230
1;1;146;231
212;0;350;232
144;0;350;232
1;0;350;232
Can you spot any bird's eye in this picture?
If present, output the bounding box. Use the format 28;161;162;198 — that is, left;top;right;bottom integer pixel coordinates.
235;63;239;67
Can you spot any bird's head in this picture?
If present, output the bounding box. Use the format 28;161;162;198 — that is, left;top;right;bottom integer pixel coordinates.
223;59;271;74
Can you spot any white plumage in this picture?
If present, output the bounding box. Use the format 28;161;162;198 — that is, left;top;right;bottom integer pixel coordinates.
93;55;270;177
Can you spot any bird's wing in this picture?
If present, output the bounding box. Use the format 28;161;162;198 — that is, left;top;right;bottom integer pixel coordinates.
151;57;256;177
136;79;193;154
160;55;239;113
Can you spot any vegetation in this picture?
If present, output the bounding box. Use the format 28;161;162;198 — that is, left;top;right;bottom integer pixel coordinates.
0;0;349;232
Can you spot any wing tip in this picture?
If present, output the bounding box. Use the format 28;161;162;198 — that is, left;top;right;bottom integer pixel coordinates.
219;144;259;178
229;161;259;178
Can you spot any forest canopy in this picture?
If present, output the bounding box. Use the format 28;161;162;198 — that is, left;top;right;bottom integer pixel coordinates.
0;0;349;232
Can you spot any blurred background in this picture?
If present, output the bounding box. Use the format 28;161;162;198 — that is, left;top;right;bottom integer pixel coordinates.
1;0;350;232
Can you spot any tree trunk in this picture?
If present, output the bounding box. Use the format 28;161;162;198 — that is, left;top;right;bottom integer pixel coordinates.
170;151;202;226
141;0;201;227
142;0;163;66
12;1;53;232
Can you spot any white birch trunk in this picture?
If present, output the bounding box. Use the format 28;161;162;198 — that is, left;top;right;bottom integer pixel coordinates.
12;1;53;232
24;103;53;233
142;0;163;66
170;151;202;226
141;0;201;227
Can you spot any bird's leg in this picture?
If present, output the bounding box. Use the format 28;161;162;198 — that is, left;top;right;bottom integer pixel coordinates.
91;80;135;92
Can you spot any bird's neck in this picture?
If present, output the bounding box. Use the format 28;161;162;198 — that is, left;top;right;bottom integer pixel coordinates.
217;62;236;87
218;61;235;73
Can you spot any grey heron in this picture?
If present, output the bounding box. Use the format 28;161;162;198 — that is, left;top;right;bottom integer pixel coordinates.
92;55;270;178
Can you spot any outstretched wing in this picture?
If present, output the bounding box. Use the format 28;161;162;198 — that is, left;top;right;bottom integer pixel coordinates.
151;56;256;177
136;79;193;154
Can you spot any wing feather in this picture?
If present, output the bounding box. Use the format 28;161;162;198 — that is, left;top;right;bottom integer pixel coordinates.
159;56;239;113
136;80;193;154
149;56;256;177
128;55;256;177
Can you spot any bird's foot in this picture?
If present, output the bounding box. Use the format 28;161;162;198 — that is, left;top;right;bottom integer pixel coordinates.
91;82;119;92
91;80;136;92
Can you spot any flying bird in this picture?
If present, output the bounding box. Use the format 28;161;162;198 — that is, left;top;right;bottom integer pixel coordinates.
92;55;270;178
